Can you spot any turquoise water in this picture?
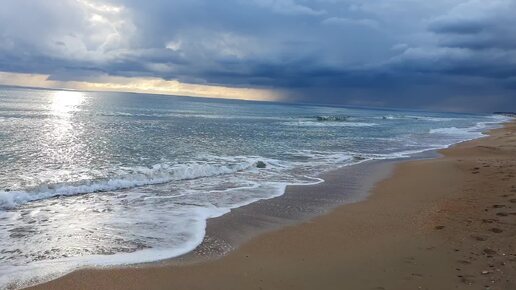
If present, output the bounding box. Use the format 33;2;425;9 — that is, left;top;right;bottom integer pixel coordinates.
0;86;507;287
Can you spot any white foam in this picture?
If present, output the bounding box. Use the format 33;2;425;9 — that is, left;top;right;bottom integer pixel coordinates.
352;115;510;160
0;205;225;289
425;116;509;150
409;116;463;122
287;150;354;164
429;126;482;136
429;120;493;137
379;115;462;121
0;159;262;209
283;121;377;127
0;183;290;289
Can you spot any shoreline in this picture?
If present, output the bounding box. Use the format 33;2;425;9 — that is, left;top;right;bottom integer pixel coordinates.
180;149;443;264
17;152;406;288
27;120;516;290
183;157;403;263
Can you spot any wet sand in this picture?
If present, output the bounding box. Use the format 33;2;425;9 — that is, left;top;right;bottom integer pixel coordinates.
28;120;516;290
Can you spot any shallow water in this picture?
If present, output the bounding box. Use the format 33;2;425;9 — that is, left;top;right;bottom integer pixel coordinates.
0;86;508;288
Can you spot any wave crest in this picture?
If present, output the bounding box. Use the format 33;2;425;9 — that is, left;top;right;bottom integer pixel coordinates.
0;158;265;209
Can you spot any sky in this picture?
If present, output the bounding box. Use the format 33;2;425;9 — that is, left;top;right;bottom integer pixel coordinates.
0;0;515;112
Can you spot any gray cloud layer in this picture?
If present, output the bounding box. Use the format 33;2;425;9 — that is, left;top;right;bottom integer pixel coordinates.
0;0;515;112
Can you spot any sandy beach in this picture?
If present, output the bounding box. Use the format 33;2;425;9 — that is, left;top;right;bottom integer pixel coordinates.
28;120;516;290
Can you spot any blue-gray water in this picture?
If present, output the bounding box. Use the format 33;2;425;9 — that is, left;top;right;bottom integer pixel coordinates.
0;86;508;288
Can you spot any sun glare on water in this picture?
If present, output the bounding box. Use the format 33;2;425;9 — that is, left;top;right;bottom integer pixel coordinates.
50;90;85;116
44;90;88;162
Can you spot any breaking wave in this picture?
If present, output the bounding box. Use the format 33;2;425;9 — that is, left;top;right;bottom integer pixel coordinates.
0;158;265;209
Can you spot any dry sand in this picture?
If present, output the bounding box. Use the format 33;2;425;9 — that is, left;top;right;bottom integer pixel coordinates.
28;120;516;290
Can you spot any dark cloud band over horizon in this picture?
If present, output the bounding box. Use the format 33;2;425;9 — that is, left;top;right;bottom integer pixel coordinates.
0;0;515;112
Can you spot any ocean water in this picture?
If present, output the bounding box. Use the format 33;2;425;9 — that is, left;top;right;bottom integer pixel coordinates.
0;86;508;288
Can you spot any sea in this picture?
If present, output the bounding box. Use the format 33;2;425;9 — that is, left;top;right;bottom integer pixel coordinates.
0;86;509;288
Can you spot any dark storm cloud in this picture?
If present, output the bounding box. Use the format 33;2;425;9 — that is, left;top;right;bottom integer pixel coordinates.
0;0;515;112
428;1;516;51
429;20;486;35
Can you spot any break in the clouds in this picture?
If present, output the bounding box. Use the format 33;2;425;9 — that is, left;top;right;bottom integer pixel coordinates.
0;0;515;112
